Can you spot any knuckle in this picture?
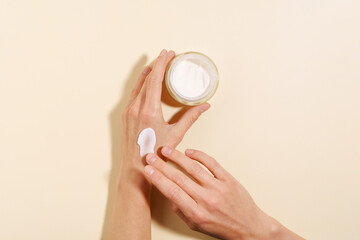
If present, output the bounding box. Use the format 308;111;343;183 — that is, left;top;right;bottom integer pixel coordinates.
217;182;236;199
191;163;203;176
128;106;138;119
140;109;156;122
217;184;229;195
205;195;220;211
150;170;161;182
172;173;185;187
208;158;219;170
213;178;231;195
168;187;180;201
192;210;208;226
225;176;238;187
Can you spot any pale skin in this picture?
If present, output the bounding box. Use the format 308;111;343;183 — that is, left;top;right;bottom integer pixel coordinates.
106;49;305;240
144;148;305;240
106;49;210;240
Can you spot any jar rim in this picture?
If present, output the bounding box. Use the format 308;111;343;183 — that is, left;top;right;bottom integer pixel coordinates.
165;51;219;106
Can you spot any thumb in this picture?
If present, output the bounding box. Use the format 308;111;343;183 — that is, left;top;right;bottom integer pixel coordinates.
174;103;210;135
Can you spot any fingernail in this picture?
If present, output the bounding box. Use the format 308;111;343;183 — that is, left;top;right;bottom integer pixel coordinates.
168;50;175;56
146;154;156;164
144;165;154;176
160;49;167;56
162;146;172;156
143;66;151;75
185;149;194;155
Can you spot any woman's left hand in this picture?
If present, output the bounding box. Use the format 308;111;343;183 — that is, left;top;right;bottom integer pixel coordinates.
109;50;210;239
119;49;210;184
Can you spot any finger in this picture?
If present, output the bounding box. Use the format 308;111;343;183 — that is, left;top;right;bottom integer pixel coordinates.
173;103;210;135
144;49;175;108
144;165;197;215
145;153;203;200
128;66;152;104
185;149;229;180
161;146;214;185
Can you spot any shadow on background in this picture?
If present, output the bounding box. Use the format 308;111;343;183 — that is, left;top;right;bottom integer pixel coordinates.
100;55;148;240
101;55;214;240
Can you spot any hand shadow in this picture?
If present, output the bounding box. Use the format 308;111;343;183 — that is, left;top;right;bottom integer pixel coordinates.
101;55;215;240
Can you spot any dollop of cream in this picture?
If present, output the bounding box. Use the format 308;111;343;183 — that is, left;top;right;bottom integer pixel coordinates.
171;59;210;98
137;128;156;157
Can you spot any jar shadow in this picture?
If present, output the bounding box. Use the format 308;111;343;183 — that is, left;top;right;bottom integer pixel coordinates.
161;79;183;107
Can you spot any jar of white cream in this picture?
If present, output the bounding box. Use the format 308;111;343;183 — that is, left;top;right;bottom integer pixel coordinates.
165;52;219;105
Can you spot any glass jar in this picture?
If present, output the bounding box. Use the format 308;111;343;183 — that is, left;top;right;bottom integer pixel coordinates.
165;52;219;105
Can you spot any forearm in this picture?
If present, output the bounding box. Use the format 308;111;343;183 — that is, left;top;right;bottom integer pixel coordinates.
258;212;305;240
271;219;305;240
106;163;152;240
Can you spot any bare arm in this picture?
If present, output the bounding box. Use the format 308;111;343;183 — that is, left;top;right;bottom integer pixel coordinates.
105;49;211;239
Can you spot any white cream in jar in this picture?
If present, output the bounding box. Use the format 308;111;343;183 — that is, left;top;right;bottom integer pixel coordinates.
165;52;219;105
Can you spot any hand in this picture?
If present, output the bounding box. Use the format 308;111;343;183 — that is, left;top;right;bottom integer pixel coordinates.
107;50;210;240
120;49;210;184
143;147;305;240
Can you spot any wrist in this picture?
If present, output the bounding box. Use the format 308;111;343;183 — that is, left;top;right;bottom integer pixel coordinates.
255;211;305;240
238;209;282;240
262;215;283;240
117;155;151;193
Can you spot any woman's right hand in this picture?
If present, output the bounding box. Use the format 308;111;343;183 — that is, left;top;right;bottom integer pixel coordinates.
143;147;305;240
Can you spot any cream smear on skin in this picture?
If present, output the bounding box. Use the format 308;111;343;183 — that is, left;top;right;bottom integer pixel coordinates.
137;128;156;157
171;59;210;98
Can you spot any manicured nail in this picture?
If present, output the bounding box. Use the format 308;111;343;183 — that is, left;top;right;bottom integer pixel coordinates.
144;165;154;176
162;146;172;156
168;50;175;56
160;49;167;56
185;149;194;155
143;66;151;75
146;154;156;164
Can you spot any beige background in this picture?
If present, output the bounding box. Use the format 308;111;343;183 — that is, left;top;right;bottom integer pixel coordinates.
1;0;360;239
